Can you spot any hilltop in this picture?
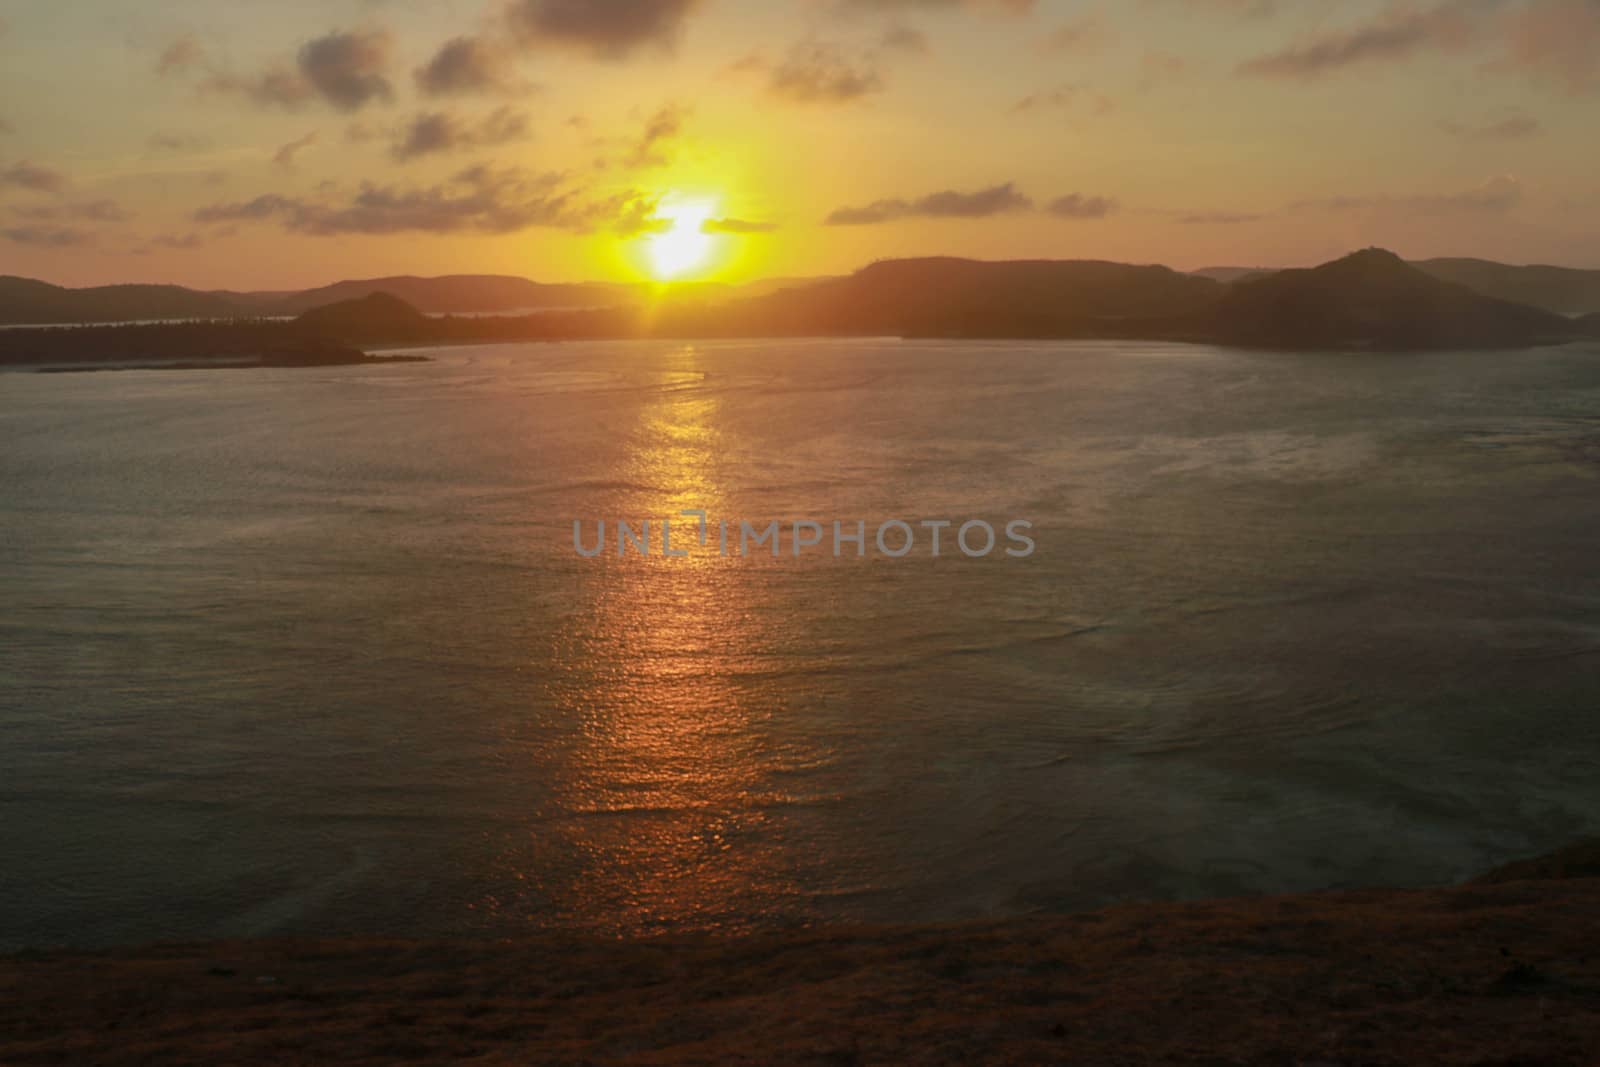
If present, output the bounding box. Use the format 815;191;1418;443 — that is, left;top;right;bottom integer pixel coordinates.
294;291;436;343
1196;248;1583;350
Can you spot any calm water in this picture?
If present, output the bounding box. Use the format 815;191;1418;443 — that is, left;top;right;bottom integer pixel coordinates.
3;338;1600;951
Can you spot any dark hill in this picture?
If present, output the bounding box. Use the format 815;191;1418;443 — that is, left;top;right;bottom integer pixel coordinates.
723;257;1222;336
294;292;434;343
0;276;243;325
1191;266;1274;284
273;275;629;315
1413;257;1600;315
1201;248;1581;350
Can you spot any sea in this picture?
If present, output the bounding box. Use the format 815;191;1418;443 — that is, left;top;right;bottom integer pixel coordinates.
3;337;1600;950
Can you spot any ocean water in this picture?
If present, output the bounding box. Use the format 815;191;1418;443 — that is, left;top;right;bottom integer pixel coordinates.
3;338;1600;951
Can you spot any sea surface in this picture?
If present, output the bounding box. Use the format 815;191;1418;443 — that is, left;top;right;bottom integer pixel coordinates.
3;338;1600;951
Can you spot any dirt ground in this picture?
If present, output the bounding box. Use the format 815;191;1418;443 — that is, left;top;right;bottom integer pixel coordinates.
4;868;1599;1065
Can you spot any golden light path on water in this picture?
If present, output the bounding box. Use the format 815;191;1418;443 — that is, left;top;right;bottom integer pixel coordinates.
523;345;821;934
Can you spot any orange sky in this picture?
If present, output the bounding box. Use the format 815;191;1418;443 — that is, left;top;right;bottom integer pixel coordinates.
1;0;1598;289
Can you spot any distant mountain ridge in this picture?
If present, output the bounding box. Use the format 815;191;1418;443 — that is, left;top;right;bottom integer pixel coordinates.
718;257;1223;336
1198;248;1581;350
1410;258;1600;315
270;275;630;315
6;252;1599;352
1190;266;1273;285
0;276;241;326
0;273;839;326
1191;258;1600;315
273;248;1598;353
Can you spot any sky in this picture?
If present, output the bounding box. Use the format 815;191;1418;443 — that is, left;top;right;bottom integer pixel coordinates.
1;0;1598;289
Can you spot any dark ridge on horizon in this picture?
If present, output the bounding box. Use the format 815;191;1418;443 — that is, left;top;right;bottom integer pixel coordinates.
5;250;1600;362
0;273;842;326
8;253;1600;327
1197;248;1584;350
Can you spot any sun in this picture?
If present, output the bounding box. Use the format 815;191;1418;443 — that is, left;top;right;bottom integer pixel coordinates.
646;200;716;281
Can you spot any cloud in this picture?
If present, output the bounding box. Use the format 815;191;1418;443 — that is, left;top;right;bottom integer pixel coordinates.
1498;0;1600;93
1291;175;1523;214
156;35;206;77
880;24;930;53
1235;1;1599;92
345;121;382;144
415;35;523;96
197;29;393;112
2;225;93;247
1011;84;1114;115
152;232;210;250
835;0;1036;15
1139;49;1192;88
201;67;317;109
10;199;131;222
767;42;885;104
1146;0;1278;18
625;103;687;167
194;164;653;236
194;195;298;224
0;160;69;194
149;131;212;152
1179;211;1267;224
1047;193;1117;219
825;181;1032;224
298;29;395;111
1039;15;1115;55
81;201;131;221
273;131;320;169
702;217;777;234
506;0;702;60
611;195;671;237
391;106;531;160
1439;113;1542;138
1238;0;1488;79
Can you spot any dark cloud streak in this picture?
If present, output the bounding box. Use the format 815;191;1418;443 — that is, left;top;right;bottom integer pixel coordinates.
506;0;702;60
825;182;1033;224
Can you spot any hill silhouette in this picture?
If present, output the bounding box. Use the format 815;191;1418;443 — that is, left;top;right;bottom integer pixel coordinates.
294;292;436;343
5;251;1596;354
0;276;241;326
272;275;628;316
715;257;1222;336
1197;248;1580;350
1412;257;1600;315
1190;266;1273;285
0;319;421;370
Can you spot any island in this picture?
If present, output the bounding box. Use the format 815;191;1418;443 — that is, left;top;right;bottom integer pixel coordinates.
0;320;427;373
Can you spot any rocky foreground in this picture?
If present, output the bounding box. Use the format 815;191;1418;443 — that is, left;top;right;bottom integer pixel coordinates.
3;845;1598;1065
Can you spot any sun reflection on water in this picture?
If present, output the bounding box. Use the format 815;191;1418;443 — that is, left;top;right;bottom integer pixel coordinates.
529;345;817;934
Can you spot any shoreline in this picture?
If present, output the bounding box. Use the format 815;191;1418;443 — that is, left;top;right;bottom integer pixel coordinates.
6;843;1597;1065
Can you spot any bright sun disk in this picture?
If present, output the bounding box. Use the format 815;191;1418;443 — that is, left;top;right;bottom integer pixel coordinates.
647;201;716;281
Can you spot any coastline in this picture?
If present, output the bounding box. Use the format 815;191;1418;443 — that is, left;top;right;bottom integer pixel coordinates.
5;845;1597;1066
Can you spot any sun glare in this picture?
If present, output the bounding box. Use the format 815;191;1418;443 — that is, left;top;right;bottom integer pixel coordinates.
647;200;716;281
